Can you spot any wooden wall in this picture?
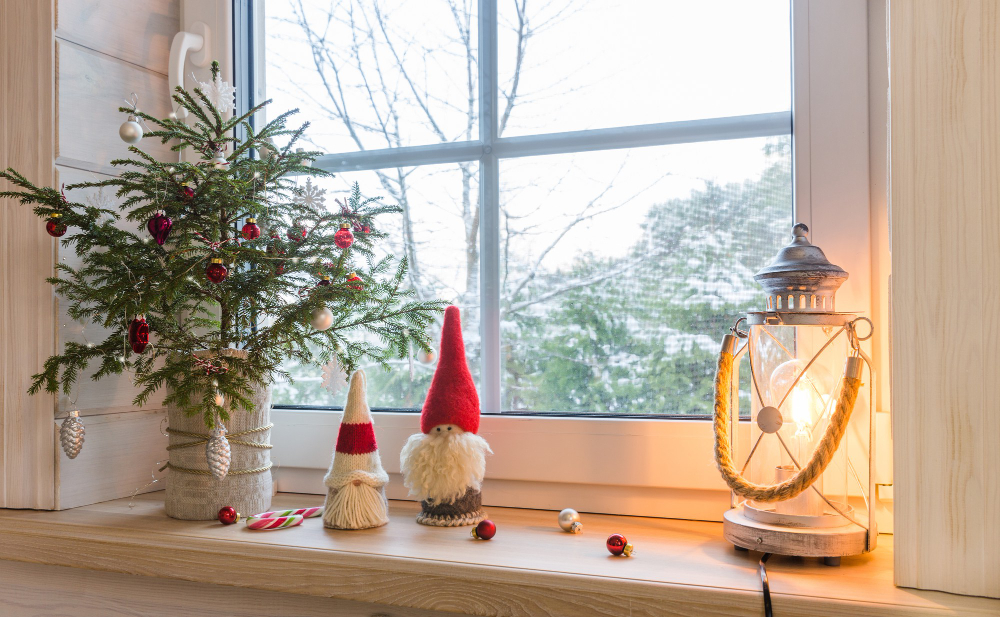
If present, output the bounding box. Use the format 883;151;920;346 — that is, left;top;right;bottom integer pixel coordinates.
890;0;1000;598
52;0;179;508
0;0;179;509
0;0;58;510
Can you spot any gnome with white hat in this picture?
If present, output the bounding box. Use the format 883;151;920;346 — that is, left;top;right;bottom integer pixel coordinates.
323;370;390;530
400;306;492;526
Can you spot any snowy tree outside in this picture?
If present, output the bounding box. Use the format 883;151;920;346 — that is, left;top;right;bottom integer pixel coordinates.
264;0;792;415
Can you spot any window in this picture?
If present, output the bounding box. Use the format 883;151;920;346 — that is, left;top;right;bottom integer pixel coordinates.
246;0;874;518
264;0;792;415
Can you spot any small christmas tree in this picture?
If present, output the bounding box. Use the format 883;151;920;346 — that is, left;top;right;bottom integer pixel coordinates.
0;62;444;426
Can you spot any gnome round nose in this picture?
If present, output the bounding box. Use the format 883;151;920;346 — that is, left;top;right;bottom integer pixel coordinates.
322;369;390;530
400;306;492;526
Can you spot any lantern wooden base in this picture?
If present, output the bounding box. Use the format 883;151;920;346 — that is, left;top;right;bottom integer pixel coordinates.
723;506;873;561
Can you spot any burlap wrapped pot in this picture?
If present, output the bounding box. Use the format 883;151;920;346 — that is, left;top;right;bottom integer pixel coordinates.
164;352;273;520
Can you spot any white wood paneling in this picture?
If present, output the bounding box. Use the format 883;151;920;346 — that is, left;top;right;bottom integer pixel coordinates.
55;0;178;74
55;165;166;416
56;39;175;173
890;0;1000;598
0;0;58;509
55;408;167;509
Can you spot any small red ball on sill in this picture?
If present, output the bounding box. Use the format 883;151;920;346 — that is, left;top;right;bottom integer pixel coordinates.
218;506;240;525
472;519;496;540
606;533;634;557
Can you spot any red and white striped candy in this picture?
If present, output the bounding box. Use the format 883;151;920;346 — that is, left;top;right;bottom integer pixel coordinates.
253;506;323;519
245;514;304;531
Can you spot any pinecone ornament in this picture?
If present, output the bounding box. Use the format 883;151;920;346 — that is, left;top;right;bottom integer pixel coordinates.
206;424;231;480
60;410;85;459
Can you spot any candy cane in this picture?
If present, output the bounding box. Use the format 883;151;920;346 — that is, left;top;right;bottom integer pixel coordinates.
253;507;322;519
245;514;304;530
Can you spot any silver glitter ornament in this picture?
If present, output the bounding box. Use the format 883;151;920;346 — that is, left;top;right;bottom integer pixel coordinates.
558;508;583;533
60;410;85;459
119;115;143;144
206;424;231;480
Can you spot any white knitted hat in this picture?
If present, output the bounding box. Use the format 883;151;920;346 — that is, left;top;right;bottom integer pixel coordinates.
324;370;389;489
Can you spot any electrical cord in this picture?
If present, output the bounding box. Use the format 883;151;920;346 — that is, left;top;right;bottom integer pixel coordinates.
759;553;773;617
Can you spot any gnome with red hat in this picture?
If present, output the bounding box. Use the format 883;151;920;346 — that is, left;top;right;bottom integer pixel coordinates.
323;370;390;530
400;306;492;526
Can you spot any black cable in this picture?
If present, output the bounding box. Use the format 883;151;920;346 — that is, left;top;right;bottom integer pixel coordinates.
759;553;773;617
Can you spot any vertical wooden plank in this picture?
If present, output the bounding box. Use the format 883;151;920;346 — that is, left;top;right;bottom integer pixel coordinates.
0;1;58;509
891;0;1000;598
978;0;1000;596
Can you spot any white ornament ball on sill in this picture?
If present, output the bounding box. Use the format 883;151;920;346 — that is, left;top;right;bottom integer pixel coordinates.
119;115;143;144
311;306;334;331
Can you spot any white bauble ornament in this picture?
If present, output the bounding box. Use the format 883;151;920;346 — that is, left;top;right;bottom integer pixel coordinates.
558;508;583;533
119;115;143;144
212;154;228;169
311;306;333;330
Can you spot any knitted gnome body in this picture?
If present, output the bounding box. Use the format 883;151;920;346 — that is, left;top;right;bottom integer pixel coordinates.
400;306;492;526
323;370;390;530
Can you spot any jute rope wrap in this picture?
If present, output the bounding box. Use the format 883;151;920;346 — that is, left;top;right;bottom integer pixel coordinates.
713;350;862;503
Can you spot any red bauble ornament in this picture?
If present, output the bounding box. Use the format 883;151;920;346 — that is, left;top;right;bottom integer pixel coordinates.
241;217;261;240
288;226;307;242
127;315;149;354
181;184;195;200
606;534;634;557
362;225;371;234
334;223;354;249
346;272;363;290
146;211;173;246
317;275;331;287
218;506;240;525
206;258;228;283
472;519;496;540
45;215;67;237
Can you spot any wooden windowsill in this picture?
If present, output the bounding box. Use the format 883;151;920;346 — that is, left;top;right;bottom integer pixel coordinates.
0;493;995;616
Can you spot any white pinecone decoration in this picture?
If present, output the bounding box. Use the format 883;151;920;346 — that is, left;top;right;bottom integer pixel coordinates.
206;424;231;481
60;410;85;459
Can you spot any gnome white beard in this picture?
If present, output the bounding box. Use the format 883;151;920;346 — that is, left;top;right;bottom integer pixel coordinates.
323;472;389;530
400;429;492;505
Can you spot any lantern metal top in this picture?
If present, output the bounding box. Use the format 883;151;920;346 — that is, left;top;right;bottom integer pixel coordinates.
754;224;848;312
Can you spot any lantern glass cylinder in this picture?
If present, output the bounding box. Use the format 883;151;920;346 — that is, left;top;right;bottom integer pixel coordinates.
744;315;852;524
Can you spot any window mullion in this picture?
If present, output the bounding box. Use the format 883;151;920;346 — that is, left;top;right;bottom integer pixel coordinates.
478;0;501;414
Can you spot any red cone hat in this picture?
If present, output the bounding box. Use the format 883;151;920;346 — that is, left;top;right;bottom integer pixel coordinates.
421;305;480;434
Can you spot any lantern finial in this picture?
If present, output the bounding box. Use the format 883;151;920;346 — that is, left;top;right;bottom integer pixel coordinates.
754;224;848;312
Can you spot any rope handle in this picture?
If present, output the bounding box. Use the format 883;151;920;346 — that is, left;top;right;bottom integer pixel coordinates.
713;336;863;503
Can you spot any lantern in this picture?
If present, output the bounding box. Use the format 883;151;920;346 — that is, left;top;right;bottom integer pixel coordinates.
713;224;875;565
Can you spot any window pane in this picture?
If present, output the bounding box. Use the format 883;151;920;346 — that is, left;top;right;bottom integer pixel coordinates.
265;0;478;152
497;0;791;136
500;137;791;414
271;163;481;409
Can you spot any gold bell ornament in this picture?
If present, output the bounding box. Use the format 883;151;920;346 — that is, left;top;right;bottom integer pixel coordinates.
713;224;876;566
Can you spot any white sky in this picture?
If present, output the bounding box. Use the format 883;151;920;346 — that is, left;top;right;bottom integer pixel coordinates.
263;0;792;296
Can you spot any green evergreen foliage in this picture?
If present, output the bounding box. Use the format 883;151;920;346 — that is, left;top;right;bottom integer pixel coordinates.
0;62;445;425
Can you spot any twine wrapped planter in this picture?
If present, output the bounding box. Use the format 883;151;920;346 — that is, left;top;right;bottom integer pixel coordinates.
164;352;273;520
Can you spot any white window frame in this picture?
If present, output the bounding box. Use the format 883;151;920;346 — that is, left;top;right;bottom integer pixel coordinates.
239;0;877;520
